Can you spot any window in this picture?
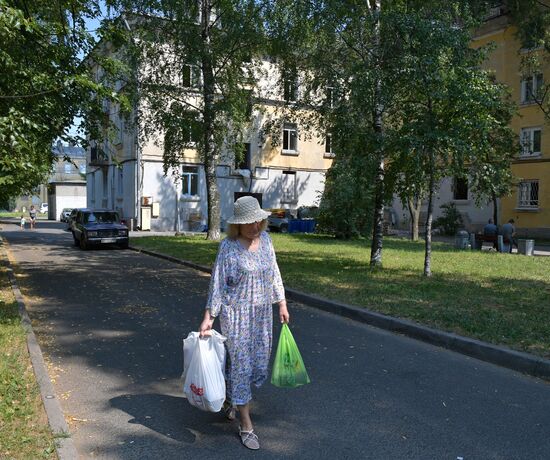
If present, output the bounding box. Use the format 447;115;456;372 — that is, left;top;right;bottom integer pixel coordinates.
117;168;123;195
520;127;542;156
184;114;201;144
90;174;95;202
182;166;199;196
325;133;334;157
64;163;73;174
518;180;539;208
282;123;298;153
281;171;296;203
283;69;298;102
235;143;251;170
453;177;468;200
181;64;201;89
521;74;543;103
79;163;86;174
102;170;108;198
114;109;123;146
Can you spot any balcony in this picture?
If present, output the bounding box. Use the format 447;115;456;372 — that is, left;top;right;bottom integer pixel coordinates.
89;145;109;166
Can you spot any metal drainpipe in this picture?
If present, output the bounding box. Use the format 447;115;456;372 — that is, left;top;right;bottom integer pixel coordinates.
135;119;141;230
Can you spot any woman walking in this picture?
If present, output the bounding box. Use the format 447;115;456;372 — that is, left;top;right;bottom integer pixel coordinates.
199;196;289;450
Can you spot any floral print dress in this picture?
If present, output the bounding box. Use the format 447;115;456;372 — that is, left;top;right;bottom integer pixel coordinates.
206;231;285;405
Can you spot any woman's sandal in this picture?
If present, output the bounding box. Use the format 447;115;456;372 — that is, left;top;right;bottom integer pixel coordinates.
223;401;236;421
239;426;260;450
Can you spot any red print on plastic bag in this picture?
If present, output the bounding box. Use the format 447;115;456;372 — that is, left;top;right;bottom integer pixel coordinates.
190;384;204;396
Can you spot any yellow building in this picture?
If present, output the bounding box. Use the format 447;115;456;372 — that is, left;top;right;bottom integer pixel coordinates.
475;7;550;238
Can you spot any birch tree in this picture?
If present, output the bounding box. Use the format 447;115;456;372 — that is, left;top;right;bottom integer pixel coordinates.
110;0;266;240
396;3;515;276
266;0;403;265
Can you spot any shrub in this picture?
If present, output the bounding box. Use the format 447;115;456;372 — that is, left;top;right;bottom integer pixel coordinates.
433;202;463;235
317;157;374;239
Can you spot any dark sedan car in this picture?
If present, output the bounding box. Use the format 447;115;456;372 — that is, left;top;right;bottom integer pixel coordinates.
72;209;129;250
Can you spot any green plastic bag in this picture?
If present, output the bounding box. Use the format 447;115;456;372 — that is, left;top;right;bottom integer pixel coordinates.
271;324;311;388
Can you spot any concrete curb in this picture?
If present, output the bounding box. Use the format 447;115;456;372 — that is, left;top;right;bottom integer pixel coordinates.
0;237;79;459
130;245;550;381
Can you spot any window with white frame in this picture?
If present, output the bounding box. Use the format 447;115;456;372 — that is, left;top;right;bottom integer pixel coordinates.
181;64;201;89
182;166;199;196
518;180;539;208
235;143;251;170
64;163;73;174
283;69;298;102
521;73;543;104
281;171;296;202
325;133;334;156
183;112;201;144
282;123;298;153
520;127;542;156
79;163;86;174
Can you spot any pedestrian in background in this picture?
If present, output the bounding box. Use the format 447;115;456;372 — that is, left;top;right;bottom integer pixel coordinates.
29;205;37;229
501;218;517;253
199;196;289;451
483;218;498;250
483;218;498;237
20;215;26;230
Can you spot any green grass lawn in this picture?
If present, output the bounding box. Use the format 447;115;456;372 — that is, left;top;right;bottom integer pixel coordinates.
131;234;550;358
0;258;56;459
0;212;48;218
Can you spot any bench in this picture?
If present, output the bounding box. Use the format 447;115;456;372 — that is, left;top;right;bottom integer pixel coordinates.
475;234;513;252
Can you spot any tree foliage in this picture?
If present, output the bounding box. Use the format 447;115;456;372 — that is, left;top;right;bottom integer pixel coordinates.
0;0;125;203
267;0;515;275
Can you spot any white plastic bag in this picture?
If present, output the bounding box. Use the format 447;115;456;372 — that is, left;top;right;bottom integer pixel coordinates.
182;330;226;412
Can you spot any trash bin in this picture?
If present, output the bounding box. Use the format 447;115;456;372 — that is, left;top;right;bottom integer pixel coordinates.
518;239;535;256
303;219;316;233
288;219;300;233
454;230;470;249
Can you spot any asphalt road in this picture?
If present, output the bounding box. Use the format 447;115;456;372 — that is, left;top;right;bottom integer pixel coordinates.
2;222;550;460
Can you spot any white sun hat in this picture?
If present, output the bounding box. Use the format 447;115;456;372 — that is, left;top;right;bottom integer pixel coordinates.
226;196;270;224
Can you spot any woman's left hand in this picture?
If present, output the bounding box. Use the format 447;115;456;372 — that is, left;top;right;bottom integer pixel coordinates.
279;301;290;324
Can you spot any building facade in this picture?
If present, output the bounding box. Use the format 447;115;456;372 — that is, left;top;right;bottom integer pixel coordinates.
392;6;550;237
14;144;87;219
87;50;333;231
474;6;550;238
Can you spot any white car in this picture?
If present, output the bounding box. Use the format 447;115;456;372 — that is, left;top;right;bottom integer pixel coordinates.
39;203;48;213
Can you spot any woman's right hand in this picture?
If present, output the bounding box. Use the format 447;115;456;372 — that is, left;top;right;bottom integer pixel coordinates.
199;317;214;337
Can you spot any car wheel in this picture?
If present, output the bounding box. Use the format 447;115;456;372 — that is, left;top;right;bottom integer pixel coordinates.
280;224;288;233
79;235;88;250
119;241;129;250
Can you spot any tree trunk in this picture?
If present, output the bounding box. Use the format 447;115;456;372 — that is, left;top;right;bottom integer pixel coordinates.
369;0;384;268
492;189;498;226
201;0;221;240
424;152;435;277
407;195;421;241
